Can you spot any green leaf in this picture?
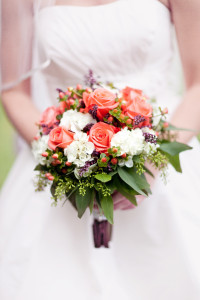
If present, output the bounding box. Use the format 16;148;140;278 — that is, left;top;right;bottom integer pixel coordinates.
75;187;93;218
118;167;150;196
101;194;114;224
165;153;182;173
89;190;95;214
114;177;137;205
106;179;117;194
94;173;112;183
166;124;195;132
143;166;155;178
34;164;46;171
159;141;192;156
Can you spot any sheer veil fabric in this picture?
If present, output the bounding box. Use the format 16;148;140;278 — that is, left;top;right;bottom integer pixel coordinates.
0;0;56;91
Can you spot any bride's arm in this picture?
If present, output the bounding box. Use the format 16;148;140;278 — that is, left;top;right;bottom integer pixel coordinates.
1;80;41;144
169;0;200;143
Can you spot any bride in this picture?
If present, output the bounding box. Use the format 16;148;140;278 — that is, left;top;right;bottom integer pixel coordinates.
1;0;200;299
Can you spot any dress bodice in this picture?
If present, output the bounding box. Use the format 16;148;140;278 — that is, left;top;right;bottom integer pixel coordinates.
35;0;173;107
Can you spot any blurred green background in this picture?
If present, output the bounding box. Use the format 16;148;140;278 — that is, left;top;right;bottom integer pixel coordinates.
0;102;15;189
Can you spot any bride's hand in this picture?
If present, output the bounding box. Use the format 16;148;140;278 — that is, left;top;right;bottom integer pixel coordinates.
113;192;145;210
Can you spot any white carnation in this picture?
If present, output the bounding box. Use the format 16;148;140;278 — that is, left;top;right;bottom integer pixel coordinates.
32;135;49;165
60;109;96;133
64;132;95;167
111;127;145;156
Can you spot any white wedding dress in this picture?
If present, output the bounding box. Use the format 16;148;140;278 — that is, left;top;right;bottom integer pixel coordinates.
1;0;200;299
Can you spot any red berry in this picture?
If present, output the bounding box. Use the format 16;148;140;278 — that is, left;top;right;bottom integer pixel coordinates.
61;168;67;174
121;104;127;111
126;119;132;125
113;109;118;114
65;91;71;96
86;87;92;93
65;161;72;167
48;175;54;181
112;148;118;153
107;116;113;123
59;92;65;99
101;157;107;163
163;122;169;128
162;107;168;115
52;153;58;159
122;153;127;158
33;136;39;141
69;99;75;106
111;158;118;165
41;152;48;157
120;113;125;119
45;173;51;178
76;84;82;90
51;161;57;166
55;159;61;165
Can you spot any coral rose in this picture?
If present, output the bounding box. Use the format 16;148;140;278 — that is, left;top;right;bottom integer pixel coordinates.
40;106;58;128
48;127;74;150
89;122;117;153
126;97;152;119
122;86;143;102
83;88;119;120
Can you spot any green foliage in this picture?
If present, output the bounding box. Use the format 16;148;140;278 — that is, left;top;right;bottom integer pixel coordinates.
34;172;49;192
118;166;150;196
164;153;182;173
148;151;168;170
114;176;137;205
94;173;112;183
159;141;192;156
75;187;94;218
101;194;114;224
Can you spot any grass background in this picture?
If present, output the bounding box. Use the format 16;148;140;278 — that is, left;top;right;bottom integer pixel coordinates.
0;102;15;188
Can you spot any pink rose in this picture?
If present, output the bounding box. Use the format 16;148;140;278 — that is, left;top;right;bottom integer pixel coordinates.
83;88;119;120
40;106;59;128
89;122;117;153
48;126;74;150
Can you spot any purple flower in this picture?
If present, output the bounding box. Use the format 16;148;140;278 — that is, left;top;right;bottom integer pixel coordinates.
89;104;98;121
133;115;146;126
84;70;97;88
143;132;157;144
79;159;97;177
83;123;95;133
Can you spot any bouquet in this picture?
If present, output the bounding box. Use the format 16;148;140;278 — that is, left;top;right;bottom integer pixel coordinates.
32;73;192;248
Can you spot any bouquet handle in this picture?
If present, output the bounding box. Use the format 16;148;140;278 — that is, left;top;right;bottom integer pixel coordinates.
92;210;112;248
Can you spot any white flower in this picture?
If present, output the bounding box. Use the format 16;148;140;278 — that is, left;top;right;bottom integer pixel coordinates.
32;135;49;165
143;142;159;155
60;109;96;133
118;156;134;168
142;127;156;135
152;106;162;127
111;127;145;156
64;132;95;167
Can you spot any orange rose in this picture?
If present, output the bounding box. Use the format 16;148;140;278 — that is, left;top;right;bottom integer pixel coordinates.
48;127;74;150
89;122;117;153
58;101;68;114
40;106;58;128
83;88;119;120
122;86;143;102
126;96;152;119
